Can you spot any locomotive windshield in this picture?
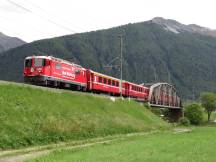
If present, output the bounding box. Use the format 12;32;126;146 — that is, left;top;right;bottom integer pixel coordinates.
25;59;32;67
34;58;46;67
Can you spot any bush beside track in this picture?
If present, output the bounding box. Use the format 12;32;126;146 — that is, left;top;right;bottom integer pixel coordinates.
0;81;169;149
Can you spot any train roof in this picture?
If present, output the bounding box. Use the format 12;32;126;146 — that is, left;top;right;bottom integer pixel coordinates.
25;56;51;60
25;55;83;69
90;70;121;81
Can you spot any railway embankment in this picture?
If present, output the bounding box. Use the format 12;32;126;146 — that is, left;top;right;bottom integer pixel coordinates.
0;81;169;150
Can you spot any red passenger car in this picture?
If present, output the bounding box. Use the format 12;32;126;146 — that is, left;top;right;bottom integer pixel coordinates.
86;70;149;100
125;82;149;100
87;70;121;95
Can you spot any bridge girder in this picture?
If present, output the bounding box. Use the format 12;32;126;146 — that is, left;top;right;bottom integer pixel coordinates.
147;83;182;109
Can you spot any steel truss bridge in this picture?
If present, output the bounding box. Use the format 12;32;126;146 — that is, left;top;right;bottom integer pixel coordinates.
143;83;182;109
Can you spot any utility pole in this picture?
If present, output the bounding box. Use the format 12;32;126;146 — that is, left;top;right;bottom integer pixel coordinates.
168;70;171;84
119;34;123;97
192;86;195;101
153;66;157;82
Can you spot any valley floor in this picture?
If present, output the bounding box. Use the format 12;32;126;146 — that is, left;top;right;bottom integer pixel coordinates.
24;126;216;162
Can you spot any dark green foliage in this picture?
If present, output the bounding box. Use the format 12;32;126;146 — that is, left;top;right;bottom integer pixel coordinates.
178;117;190;126
2;21;216;99
185;103;204;125
150;107;162;116
201;92;216;122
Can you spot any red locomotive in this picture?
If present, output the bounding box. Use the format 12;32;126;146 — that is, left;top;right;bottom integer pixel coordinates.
24;56;87;90
23;55;149;100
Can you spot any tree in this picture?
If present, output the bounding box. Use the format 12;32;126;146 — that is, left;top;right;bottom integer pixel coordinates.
201;92;216;122
185;103;204;125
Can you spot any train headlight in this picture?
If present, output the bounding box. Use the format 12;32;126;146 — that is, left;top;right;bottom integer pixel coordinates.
30;67;34;73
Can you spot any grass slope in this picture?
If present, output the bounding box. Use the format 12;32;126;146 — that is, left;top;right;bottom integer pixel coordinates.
0;82;168;149
27;126;216;162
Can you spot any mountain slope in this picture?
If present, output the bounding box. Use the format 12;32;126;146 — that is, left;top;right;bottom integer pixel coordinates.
0;32;26;53
1;18;216;99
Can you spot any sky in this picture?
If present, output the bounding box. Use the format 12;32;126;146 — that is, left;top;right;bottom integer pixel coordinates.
0;0;216;42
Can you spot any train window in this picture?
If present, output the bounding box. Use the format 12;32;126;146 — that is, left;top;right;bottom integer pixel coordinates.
55;63;61;70
108;79;111;85
46;60;51;66
99;77;102;83
91;76;94;81
25;59;32;67
112;80;115;86
75;69;81;75
103;78;107;84
116;82;119;87
35;58;45;67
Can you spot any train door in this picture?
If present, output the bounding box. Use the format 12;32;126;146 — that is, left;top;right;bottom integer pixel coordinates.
124;82;130;97
86;70;92;90
45;59;51;76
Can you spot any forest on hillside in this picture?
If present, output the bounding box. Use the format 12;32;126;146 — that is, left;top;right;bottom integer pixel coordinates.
1;21;216;99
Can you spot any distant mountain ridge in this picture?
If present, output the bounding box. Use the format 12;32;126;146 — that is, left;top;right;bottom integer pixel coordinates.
0;32;26;53
1;17;216;99
152;17;216;37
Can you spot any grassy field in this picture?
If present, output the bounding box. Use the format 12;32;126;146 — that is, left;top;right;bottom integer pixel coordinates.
26;126;216;162
0;82;168;149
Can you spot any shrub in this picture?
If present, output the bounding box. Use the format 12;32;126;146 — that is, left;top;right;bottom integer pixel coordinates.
184;103;204;125
150;107;162;116
178;117;190;126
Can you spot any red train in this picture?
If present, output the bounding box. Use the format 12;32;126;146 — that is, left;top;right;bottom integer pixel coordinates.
23;56;149;100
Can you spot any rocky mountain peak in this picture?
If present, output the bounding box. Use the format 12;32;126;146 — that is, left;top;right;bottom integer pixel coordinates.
151;17;216;37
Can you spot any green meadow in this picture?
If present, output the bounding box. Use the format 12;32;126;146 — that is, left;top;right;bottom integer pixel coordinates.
27;126;216;162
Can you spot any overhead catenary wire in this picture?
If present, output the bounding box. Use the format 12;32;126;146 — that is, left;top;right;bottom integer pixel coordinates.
5;0;78;34
21;0;87;32
5;0;32;12
0;14;56;40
